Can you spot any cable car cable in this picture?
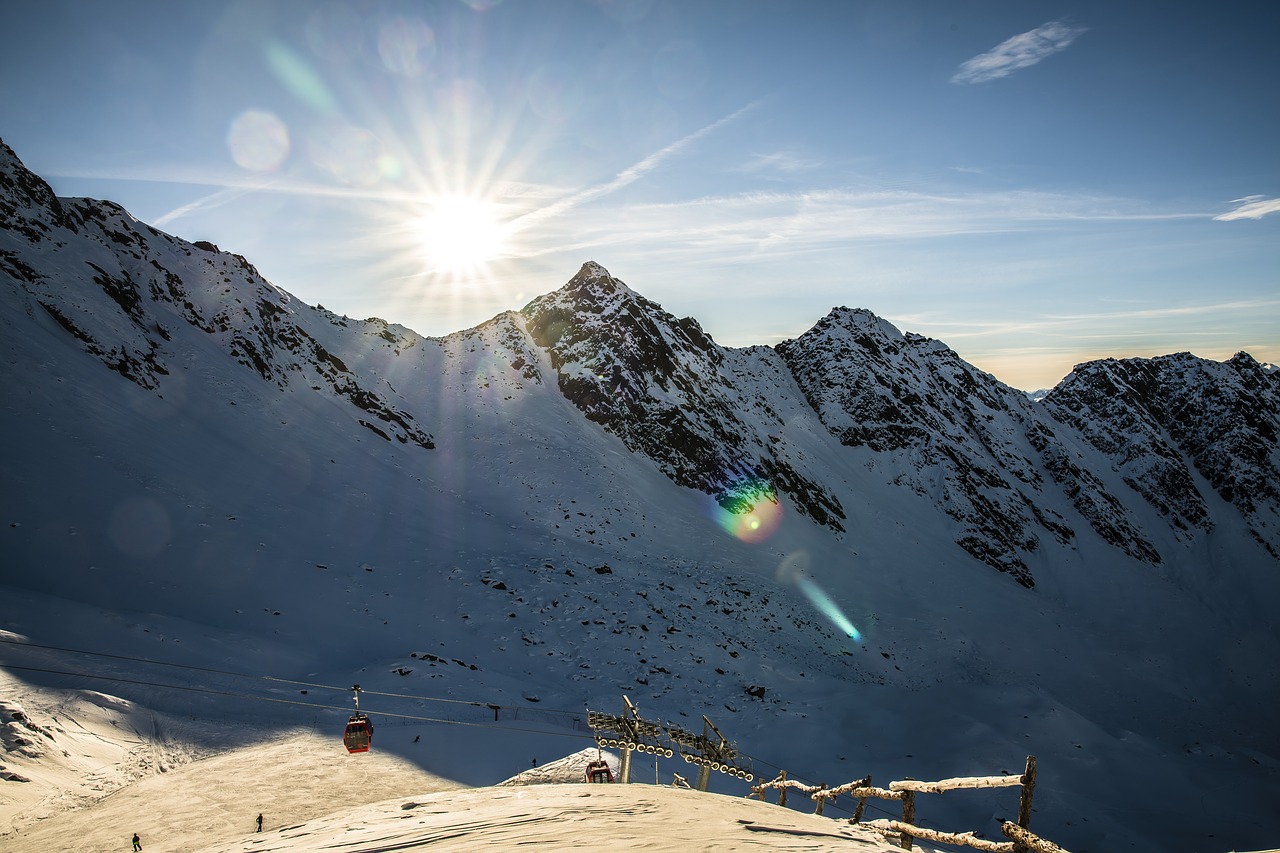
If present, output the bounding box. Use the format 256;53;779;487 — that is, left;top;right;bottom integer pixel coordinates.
0;663;593;740
0;635;586;712
2;639;899;812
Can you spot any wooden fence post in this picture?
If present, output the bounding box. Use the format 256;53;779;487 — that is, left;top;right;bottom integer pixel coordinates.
900;790;916;851
778;770;788;808
814;784;828;816
853;775;871;823
1017;756;1036;828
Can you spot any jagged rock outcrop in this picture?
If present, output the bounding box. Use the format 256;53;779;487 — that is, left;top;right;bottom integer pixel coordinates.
0;140;434;449
775;308;1229;582
781;309;1074;585
1045;352;1280;557
522;263;845;529
5;133;1276;586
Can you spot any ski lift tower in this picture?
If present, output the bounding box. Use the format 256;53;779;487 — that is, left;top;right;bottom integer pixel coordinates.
586;695;671;784
666;715;753;791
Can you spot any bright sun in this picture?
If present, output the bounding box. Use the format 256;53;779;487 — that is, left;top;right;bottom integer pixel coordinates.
417;194;509;277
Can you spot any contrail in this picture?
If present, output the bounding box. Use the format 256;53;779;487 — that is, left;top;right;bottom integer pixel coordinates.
508;102;760;232
152;186;254;228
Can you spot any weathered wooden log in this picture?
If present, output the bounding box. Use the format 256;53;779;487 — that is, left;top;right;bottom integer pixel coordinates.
1016;756;1037;830
852;794;868;823
843;785;906;801
900;791;916;850
748;770;786;800
863;820;1016;852
813;784;828;816
1002;821;1071;853
751;778;824;795
890;774;1025;794
818;775;872;799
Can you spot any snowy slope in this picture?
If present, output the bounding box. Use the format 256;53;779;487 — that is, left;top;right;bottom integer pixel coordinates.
2;137;1279;853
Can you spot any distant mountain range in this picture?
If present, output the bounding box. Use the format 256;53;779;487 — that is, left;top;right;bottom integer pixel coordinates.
3;136;1278;853
4;137;1275;587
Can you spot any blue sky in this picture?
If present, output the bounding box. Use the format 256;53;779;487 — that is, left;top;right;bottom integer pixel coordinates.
3;0;1277;389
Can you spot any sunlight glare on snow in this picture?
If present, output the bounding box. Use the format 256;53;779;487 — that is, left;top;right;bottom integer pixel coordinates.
776;551;862;641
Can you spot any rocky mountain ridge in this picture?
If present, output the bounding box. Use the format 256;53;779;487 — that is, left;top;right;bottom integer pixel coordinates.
3;138;1277;586
6;136;1280;853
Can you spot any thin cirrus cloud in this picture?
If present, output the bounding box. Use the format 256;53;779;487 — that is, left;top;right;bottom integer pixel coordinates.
543;187;1199;259
1214;195;1280;221
506;102;760;234
735;151;821;175
951;20;1088;84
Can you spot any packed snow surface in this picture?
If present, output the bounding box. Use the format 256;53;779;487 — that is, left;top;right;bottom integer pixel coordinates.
0;673;906;852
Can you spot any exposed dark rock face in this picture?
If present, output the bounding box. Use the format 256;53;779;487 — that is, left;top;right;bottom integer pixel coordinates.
775;307;1179;586
522;263;845;530
779;309;1047;586
0;140;434;450
1045;352;1280;558
5;134;1276;586
0;140;77;242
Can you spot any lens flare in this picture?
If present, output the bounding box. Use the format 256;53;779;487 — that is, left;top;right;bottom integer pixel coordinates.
264;40;339;116
776;551;862;642
716;499;782;543
794;575;862;641
227;110;290;173
711;477;783;543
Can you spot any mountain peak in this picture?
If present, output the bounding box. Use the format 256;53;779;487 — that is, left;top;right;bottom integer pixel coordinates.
573;260;616;283
823;305;894;328
0;137;73;238
535;261;639;312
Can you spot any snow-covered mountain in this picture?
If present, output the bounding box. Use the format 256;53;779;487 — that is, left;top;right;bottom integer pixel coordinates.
2;137;1278;853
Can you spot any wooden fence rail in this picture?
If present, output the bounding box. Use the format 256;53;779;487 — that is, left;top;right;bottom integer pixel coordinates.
862;819;1067;853
748;755;1067;853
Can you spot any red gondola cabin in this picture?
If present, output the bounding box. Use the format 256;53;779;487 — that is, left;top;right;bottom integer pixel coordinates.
343;713;372;753
585;759;613;783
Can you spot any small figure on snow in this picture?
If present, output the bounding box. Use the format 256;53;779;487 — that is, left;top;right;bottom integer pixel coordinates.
132;833;142;851
256;813;264;832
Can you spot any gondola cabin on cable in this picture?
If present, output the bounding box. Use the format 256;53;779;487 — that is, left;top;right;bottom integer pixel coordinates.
343;713;372;753
343;685;373;754
585;758;613;783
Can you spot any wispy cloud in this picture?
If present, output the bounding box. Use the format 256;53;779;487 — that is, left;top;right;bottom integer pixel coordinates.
735;150;820;175
904;298;1280;339
1214;195;1280;221
152;187;255;228
547;187;1205;257
951;20;1087;84
508;102;760;232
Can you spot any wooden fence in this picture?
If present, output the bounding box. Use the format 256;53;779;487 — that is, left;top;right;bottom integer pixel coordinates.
749;755;1069;853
